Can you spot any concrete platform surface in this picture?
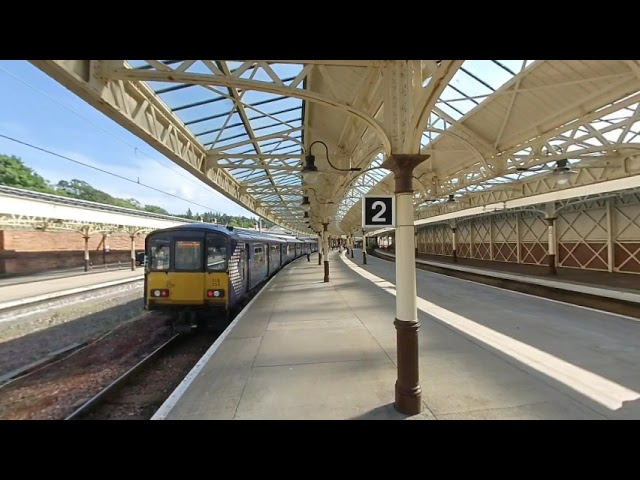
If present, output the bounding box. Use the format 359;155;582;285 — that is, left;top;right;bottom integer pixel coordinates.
0;268;143;307
153;250;640;420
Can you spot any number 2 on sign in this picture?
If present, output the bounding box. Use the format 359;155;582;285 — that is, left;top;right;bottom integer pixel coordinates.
372;201;387;222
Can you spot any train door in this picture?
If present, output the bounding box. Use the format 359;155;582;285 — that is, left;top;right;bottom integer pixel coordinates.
236;243;247;294
205;233;229;300
245;243;251;292
266;242;271;276
167;235;205;303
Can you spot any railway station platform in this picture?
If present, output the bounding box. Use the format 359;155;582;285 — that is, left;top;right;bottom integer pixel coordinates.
152;249;640;420
0;266;143;311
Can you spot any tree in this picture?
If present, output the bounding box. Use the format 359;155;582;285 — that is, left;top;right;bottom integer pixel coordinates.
2;151;273;227
145;205;170;215
0;154;56;193
56;179;114;204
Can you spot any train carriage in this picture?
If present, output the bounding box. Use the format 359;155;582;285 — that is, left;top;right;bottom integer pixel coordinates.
144;223;316;333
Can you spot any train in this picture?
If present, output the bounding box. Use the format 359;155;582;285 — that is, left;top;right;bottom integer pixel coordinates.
143;223;318;333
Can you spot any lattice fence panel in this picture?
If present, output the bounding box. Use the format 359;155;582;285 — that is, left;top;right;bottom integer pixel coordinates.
456;222;472;258
613;196;640;273
520;216;548;265
472;218;491;260
492;217;518;263
557;207;608;270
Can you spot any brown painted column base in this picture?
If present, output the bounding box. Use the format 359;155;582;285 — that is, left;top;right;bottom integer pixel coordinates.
363;251;367;265
548;254;557;275
452;249;458;263
131;258;136;271
393;318;422;415
323;260;330;282
84;259;90;272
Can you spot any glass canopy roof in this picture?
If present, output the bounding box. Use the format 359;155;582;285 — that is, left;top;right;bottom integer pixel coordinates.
124;60;640;228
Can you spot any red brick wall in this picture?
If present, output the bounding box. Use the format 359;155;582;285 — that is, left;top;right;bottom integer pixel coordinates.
0;230;148;275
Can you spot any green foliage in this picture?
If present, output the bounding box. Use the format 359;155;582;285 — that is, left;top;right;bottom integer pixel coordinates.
0;154;58;194
144;205;170;215
0;153;261;225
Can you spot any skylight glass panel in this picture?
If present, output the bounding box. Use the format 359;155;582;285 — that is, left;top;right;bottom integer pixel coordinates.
225;144;257;155
266;63;304;79
434;103;464;121
214;135;253;149
449;68;495;99
192;115;236;138
158;85;224;108
127;60;149;69
146;80;176;91
253;124;296;138
249;113;300;131
227;61;245;70
463;61;516;90
172;99;236;125
495;60;526;75
241;90;285;105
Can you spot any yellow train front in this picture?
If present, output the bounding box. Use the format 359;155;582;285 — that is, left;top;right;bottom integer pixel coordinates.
144;223;316;333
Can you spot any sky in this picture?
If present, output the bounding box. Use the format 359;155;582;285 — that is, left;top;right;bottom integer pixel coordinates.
0;60;258;218
0;60;545;220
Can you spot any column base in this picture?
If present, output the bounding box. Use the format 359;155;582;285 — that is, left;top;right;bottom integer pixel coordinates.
393;318;422;415
395;382;423;415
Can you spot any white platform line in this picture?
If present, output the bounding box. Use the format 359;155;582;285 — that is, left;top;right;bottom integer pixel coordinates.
151;260;299;420
0;276;143;314
371;251;640;322
340;254;640;411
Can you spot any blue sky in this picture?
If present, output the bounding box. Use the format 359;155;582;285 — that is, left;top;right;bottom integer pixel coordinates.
0;60;537;220
0;60;258;218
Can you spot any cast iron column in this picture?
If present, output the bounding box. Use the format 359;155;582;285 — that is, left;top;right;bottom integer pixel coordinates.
322;222;330;282
130;235;136;271
381;153;429;415
546;217;557;275
83;235;90;272
451;225;458;263
362;229;367;264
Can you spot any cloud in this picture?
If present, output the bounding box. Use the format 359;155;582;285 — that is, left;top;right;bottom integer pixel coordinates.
0;138;258;218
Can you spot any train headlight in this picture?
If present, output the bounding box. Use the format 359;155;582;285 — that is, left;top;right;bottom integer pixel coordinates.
207;289;225;298
152;289;170;297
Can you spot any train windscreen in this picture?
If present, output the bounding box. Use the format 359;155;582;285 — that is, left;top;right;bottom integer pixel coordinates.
175;240;203;271
206;234;228;272
149;237;171;271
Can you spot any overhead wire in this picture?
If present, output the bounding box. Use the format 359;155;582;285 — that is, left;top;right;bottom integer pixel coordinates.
0;64;248;215
0;133;228;216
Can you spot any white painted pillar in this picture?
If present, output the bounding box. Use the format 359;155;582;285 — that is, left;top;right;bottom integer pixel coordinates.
606;199;614;272
546;217;557;275
322;223;329;282
380;153;429;416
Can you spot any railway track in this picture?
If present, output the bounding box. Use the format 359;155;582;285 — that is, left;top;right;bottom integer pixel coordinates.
66;331;218;420
0;312;174;420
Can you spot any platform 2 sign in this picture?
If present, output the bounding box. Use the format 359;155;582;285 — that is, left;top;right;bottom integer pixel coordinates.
362;195;395;228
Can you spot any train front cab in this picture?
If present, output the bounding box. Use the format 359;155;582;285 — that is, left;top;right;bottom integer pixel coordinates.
145;228;230;332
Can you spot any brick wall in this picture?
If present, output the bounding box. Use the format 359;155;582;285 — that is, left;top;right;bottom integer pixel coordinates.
0;230;147;275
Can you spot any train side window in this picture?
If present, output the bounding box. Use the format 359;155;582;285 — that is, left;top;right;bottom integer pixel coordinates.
149;237;171;271
254;246;264;264
175;240;203;271
206;234;228;272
